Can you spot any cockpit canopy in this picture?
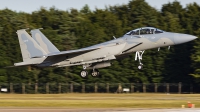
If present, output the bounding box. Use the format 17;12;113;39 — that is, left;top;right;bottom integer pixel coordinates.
125;27;165;35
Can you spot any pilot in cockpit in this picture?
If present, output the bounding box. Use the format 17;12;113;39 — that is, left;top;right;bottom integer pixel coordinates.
146;29;150;34
130;31;134;35
125;27;164;36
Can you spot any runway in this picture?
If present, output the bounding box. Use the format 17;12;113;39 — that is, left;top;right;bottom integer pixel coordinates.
0;94;199;111
0;108;199;112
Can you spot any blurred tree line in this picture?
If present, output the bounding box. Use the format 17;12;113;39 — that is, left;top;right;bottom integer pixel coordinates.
0;0;200;84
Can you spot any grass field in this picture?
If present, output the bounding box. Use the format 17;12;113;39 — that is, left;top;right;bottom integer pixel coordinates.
0;93;199;108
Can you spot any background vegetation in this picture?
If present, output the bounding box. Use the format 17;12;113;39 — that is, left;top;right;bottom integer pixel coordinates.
0;0;200;84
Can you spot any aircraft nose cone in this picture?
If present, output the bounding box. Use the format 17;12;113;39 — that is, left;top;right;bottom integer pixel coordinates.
174;34;197;44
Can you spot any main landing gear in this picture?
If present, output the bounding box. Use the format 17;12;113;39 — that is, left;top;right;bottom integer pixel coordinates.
91;69;99;77
135;50;145;69
80;65;99;78
80;70;88;78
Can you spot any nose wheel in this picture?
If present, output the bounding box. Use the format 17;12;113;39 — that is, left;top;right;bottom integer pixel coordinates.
135;50;145;69
138;64;143;69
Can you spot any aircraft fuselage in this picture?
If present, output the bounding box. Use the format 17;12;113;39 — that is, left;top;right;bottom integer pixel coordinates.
41;31;196;68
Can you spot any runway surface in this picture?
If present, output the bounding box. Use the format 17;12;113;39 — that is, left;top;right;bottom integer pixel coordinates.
0;108;199;112
0;94;199;111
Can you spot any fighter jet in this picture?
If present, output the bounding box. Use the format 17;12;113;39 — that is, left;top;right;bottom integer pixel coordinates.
14;27;197;78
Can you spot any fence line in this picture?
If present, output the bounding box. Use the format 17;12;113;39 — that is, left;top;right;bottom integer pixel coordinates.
0;83;198;94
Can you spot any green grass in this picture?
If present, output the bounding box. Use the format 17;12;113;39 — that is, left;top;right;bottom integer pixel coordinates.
0;93;199;108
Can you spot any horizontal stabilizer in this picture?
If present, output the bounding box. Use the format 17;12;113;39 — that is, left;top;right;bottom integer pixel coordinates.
4;66;15;68
5;62;34;68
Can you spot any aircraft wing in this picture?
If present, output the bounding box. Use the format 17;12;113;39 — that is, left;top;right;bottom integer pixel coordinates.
37;42;125;58
40;42;126;66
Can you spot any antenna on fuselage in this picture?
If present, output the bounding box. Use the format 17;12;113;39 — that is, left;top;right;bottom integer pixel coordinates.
113;36;116;39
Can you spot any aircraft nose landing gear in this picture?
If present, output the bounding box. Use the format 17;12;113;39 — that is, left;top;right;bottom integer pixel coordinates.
135;50;145;69
138;63;143;69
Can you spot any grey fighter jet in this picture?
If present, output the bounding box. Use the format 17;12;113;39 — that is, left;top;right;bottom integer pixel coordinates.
14;27;197;78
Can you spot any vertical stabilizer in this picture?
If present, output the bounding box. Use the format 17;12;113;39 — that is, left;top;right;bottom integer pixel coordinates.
16;29;47;61
31;29;60;54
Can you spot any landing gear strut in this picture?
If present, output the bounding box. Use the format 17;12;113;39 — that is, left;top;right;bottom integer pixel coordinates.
135;50;145;69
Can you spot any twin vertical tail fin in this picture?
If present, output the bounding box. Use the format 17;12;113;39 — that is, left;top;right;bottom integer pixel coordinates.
30;29;60;54
16;29;47;62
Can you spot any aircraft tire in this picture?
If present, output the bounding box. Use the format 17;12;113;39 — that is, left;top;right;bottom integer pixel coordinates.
80;70;88;78
91;69;99;77
138;65;143;69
